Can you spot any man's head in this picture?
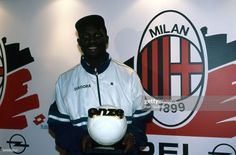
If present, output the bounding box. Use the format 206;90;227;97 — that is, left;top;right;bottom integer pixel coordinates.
75;15;109;65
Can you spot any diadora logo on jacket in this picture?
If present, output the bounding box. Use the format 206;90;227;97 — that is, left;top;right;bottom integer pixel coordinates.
74;84;91;91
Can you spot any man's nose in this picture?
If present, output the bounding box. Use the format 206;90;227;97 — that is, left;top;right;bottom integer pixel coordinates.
89;36;96;44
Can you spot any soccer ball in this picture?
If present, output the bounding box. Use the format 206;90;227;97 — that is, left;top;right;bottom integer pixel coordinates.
87;105;127;146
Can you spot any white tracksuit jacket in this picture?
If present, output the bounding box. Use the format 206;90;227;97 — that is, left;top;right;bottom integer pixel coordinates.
49;55;151;127
47;55;153;152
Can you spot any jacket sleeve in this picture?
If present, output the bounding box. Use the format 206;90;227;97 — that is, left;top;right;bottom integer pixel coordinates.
47;101;88;152
127;72;153;147
127;111;153;147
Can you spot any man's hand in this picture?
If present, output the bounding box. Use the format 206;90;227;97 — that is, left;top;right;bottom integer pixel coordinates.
81;134;94;152
122;133;136;154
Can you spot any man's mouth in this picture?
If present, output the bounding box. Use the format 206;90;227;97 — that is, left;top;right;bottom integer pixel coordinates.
88;47;97;50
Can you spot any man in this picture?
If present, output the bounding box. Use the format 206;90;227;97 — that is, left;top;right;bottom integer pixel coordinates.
48;15;152;155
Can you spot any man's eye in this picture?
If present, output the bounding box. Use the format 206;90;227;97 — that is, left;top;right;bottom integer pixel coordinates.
81;34;90;40
94;33;103;38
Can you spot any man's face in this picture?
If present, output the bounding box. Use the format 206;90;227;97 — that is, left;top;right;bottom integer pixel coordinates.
78;25;108;59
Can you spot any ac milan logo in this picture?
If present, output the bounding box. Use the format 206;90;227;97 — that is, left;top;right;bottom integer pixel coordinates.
132;10;236;137
137;10;207;128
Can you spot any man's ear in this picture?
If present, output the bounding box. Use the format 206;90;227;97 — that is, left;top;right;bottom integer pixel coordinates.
77;38;81;46
105;36;109;48
105;35;109;44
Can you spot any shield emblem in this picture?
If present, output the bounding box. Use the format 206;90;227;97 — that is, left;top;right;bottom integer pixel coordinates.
137;10;207;128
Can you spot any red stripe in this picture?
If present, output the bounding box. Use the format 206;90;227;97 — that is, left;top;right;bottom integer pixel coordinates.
163;36;170;96
181;38;189;96
152;39;158;96
0;67;4;76
142;48;148;90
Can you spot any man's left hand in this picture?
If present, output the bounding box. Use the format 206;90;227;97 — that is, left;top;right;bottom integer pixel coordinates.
122;133;136;154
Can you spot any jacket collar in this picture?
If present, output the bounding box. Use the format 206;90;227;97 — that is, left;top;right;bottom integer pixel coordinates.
80;53;111;74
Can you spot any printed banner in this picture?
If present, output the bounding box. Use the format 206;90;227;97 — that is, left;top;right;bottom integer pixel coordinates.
0;1;235;155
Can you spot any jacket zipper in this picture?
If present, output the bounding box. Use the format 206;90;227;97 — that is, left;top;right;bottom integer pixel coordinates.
95;68;102;106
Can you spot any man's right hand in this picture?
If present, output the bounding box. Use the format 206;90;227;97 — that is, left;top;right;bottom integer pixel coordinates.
81;134;94;152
